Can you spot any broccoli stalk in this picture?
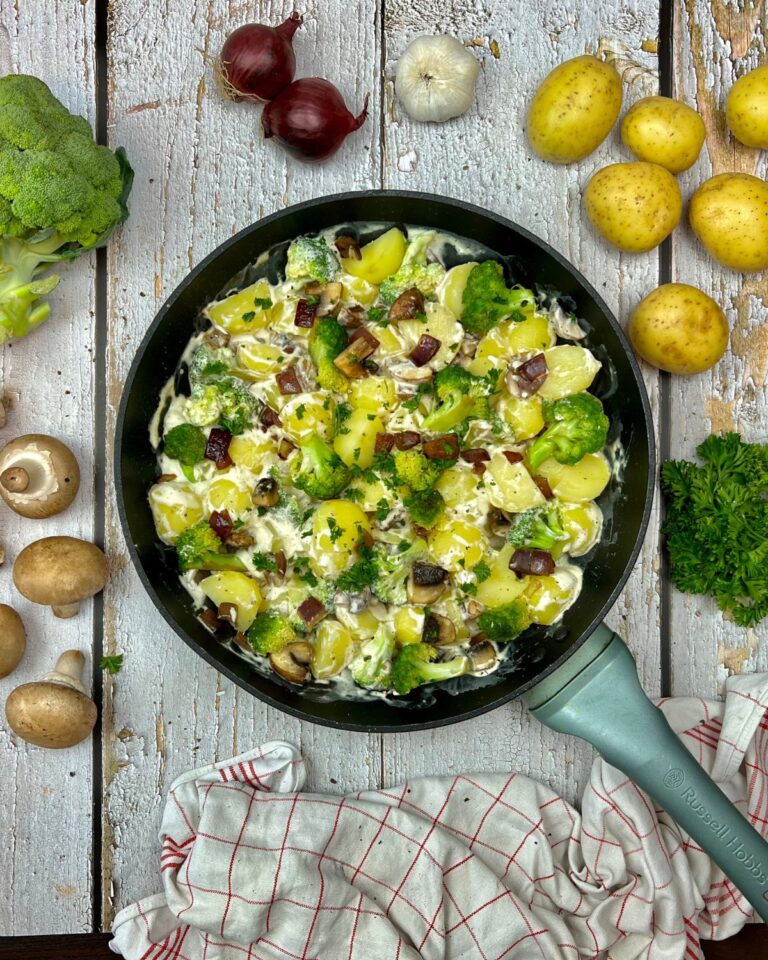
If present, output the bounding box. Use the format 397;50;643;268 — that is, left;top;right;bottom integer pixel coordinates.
370;539;428;606
393;449;444;491
247;612;297;655
460;261;535;338
390;643;469;695
507;504;566;551
527;393;609;472
285;235;339;285
291;435;351;499
421;365;491;433
176;521;246;573
309;316;349;393
378;232;445;305
349;624;395;688
477;600;532;644
0;75;133;343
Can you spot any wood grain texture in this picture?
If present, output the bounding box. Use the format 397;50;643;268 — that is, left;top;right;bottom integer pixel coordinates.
0;0;97;936
669;0;768;696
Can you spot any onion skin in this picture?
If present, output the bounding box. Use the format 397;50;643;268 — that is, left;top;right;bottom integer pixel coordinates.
217;13;302;103
262;77;369;162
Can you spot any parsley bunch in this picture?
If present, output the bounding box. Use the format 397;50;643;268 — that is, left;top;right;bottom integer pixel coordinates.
662;433;768;627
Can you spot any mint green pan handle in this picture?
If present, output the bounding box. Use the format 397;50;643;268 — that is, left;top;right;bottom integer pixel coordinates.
523;623;768;923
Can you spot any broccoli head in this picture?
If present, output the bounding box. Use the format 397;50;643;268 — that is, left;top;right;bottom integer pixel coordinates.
527;393;609;472
404;489;445;529
393;450;444;492
390;643;469;695
477;599;531;644
378;232;445;305
285;235;339;285
421;365;491;433
309;316;349;393
247;612;297;655
507;504;566;551
176;521;247;573
369;539;428;606
0;75;133;343
349;624;395;689
163;423;207;466
185;345;259;434
460;261;535;338
291;435;351;499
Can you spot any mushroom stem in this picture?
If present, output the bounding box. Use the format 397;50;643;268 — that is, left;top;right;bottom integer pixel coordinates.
51;601;81;619
1;466;29;492
43;650;88;694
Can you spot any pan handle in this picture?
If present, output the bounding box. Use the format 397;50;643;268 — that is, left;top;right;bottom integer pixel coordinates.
523;623;768;923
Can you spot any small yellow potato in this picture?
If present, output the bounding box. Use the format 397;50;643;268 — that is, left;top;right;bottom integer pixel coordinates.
346;475;391;513
537;345;601;400
527;55;623;164
437;262;477;316
621;96;705;173
428;519;487;573
206;477;252;518
436;465;481;508
205;279;273;334
468;314;555;378
339;273;379;306
629;283;728;375
341;228;407;284
333;408;384;470
689;173;768;273
496;395;545;442
476;544;531;607
584;162;682;253
311;620;355;680
281;393;334;443
228;433;275;471
537;454;611;501
349;376;396;412
335;606;380;640
394;606;425;645
726;64;768;149
199;572;262;633
485;454;546;513
559;502;603;558
236;342;285;379
149;483;204;544
525;566;582;625
311;500;371;577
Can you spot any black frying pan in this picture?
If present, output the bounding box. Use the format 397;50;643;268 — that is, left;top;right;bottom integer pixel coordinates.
116;192;768;917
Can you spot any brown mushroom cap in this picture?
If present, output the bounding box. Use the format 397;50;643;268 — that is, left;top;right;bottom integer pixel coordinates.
0;603;26;678
5;650;97;748
13;536;108;618
0;435;80;519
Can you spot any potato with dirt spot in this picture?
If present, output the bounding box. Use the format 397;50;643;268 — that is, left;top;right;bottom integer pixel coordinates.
583;162;682;253
526;55;622;164
726;64;768;149
621;96;705;173
629;284;728;375
689;173;768;273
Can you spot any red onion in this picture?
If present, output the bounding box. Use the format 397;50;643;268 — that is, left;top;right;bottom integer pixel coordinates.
262;78;369;162
216;13;303;102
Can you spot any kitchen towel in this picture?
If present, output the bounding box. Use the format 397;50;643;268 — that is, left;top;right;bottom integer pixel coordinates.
110;672;768;960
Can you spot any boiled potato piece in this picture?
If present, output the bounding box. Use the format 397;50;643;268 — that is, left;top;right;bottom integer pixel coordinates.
205;279;273;334
468;315;555;377
436;465;481;508
333;408;384;469
726;64;768;149
629;283;728;375
282;393;334;443
206;478;252;517
496;394;545;441
537;345;601;400
526;566;582;625
149;483;204;544
620;96;705;173
228;433;275;471
394;606;425;645
199;572;262;632
350;376;396;412
437;262;477;316
485;454;546;513
476;544;531;607
537;454;610;501
339;273;378;305
236;341;285;379
399;301;464;368
527;55;622;164
335;606;380;640
311;500;371;577
584;162;682;253
341;228;407;284
376;323;407;359
560;502;603;558
346;475;391;513
311;620;355;680
429;519;488;573
689;173;768;273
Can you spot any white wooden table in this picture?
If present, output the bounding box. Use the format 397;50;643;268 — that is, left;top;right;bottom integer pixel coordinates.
0;0;766;936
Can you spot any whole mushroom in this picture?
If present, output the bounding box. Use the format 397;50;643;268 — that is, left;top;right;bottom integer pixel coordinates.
0;435;80;519
0;604;26;677
14;536;108;618
5;649;97;748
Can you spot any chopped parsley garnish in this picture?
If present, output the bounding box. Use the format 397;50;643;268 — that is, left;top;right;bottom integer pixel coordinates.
99;654;124;675
254;297;273;310
368;307;387;325
252;552;278;572
241;311;255;323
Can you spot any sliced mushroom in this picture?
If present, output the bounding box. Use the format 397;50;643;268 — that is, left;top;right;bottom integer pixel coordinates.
467;641;497;673
388;287;425;322
252;476;280;508
226;530;254;550
318;281;343;316
217;602;239;627
407;563;448;604
422;613;456;647
0;435;80;519
5;649;98;748
488;508;511;538
13;536;108;618
270;642;313;684
0;604;26;678
389;361;434;384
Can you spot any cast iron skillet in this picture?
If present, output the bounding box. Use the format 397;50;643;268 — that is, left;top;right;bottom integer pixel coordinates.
117;193;768;918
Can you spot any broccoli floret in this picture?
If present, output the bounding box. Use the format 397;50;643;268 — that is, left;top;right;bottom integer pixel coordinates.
404;489;445;528
421;365;491;433
393;450;444;492
527;393;609;472
0;75;133;343
185;379;258;435
390;643;469;695
188;343;236;386
349;624;395;688
370;539;428;606
285;235;339;285
291;435;351;499
507;504;566;551
378;233;445;305
477;600;532;644
163;424;207;466
309;316;349;393
460;261;535;338
176;521;246;573
246;612;297;655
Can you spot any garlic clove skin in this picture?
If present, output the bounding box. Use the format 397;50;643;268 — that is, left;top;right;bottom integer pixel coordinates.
395;35;481;123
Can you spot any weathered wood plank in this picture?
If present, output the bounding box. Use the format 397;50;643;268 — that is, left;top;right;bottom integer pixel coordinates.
381;1;663;797
0;0;97;936
669;0;768;696
103;0;383;924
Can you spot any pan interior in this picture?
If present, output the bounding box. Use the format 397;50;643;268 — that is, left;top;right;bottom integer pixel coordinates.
116;192;654;732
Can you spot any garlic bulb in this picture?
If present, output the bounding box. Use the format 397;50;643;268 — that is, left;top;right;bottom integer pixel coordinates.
395;35;480;123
